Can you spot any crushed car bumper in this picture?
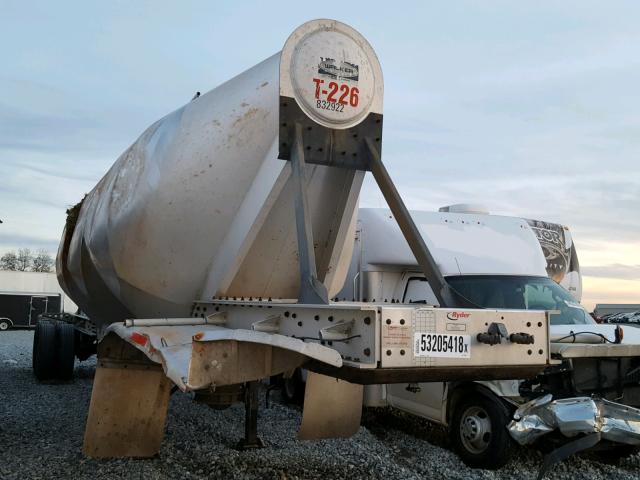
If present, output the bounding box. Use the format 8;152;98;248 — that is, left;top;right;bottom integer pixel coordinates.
508;394;640;446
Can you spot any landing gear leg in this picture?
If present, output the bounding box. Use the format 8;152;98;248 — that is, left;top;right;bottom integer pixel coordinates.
237;381;264;450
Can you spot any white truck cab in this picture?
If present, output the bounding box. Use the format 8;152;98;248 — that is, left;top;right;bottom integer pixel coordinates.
329;207;640;468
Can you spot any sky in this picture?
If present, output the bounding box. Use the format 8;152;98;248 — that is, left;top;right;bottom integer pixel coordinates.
1;1;638;310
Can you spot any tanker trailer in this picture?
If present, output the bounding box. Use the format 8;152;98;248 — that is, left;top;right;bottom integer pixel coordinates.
33;19;554;457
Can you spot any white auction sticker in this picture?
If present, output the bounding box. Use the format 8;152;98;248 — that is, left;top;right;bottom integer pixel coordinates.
414;332;471;358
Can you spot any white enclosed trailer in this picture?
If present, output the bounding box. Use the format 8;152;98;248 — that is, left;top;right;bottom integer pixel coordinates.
0;271;78;314
37;20;552;456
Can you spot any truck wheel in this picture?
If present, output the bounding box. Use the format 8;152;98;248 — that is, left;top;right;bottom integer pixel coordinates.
281;369;305;405
0;319;10;331
451;393;513;469
33;322;56;380
54;323;75;380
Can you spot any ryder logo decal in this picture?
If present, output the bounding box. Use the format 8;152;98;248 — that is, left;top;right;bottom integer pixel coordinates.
447;311;471;321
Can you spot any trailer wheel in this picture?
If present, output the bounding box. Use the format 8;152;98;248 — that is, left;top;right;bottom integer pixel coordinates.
54;323;75;380
0;319;10;331
451;393;513;469
33;321;56;380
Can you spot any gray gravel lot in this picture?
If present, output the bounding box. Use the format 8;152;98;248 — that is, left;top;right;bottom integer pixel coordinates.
1;330;638;479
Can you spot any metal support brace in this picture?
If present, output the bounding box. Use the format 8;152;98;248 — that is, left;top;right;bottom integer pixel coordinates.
291;123;329;305
365;137;465;308
237;381;264;450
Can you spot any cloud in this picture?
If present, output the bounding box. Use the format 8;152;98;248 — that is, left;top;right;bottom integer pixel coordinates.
0;102;98;151
2;1;640;301
466;34;640;90
0;160;96;210
0;232;59;253
2;158;100;183
362;171;640;246
582;264;640;281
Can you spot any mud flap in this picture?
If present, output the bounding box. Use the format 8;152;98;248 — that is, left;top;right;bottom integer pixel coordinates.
83;336;172;458
298;371;363;440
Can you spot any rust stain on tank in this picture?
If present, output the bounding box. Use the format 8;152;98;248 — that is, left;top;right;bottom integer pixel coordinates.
226;107;262;146
232;107;259;128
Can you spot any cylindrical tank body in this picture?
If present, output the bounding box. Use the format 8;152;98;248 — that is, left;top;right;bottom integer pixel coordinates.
57;20;384;329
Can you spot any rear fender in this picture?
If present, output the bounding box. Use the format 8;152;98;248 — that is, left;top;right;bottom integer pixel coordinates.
104;321;342;391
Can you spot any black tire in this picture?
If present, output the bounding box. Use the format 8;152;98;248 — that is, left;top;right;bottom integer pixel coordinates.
33;321;56;380
281;369;305;405
54;323;75;380
450;392;514;469
0;319;10;331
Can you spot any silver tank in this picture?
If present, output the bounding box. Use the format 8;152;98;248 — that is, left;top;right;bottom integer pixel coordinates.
57;20;384;328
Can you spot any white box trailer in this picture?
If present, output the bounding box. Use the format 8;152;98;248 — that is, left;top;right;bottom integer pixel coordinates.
0;270;78;315
323;207;640;470
35;20;552;456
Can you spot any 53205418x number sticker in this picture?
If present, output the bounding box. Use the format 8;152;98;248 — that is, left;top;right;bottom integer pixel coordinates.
413;333;471;358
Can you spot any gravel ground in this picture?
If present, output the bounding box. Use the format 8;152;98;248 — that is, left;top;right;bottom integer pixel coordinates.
1;330;638;479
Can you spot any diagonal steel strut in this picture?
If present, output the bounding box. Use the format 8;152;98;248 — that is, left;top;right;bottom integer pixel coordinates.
365;137;467;308
291;123;329;305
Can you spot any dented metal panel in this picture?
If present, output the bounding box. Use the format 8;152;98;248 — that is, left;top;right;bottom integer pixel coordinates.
508;394;640;446
106;322;342;391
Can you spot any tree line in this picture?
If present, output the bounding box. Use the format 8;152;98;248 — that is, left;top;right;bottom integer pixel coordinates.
0;248;54;273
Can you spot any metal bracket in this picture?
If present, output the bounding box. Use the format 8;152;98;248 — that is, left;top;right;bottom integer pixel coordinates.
320;320;355;341
291;122;329;305
251;314;280;333
364;138;466;309
279;95;463;309
205;311;227;326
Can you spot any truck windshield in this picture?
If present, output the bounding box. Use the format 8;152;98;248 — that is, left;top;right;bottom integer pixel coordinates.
445;275;594;325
